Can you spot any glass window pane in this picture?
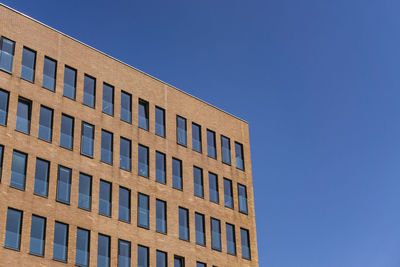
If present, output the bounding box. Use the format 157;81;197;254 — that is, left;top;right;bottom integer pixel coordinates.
0;37;15;73
224;178;233;209
155;107;165;137
176;116;187;146
53;222;68;261
5;208;22;250
138;99;149;130
174;256;184;267
34;158;50;197
241;228;251;259
192;123;202;152
16;98;31;134
99;180;112;217
179;207;189;241
193;166;203;198
81;122;94;157
138;145;149;177
83;74;96;108
156;199;166;234
38;106;53;142
56;166;72;204
118;239;131;267
209;173;219;204
102;83;114;116
10;150;27;190
226;223;236;255
172;158;182;190
21;47;36;82
137;245;148;267
121;91;131;123
63;66;76;99
101;130;113;164
29;215;46;256
211;218;221;251
0;89;9;125
76;228;90;267
197;262;206;267
120;137;131;171
78;173;92;210
119;187;130;223
195;213;205;246
138;193;149;228
221;136;231;165
60;114;74;149
238;184;248;214
42;56;57;91
156;250;167;267
98;234;110;267
235;142;244;170
155;151;166;184
207;130;216;158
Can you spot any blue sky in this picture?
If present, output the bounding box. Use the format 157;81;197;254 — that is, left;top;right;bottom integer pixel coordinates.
4;0;400;266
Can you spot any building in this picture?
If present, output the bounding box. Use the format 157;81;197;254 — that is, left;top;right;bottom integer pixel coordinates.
0;4;258;267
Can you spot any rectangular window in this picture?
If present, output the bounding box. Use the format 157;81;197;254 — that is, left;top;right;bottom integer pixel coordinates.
207;130;216;159
98;234;110;267
211;218;221;251
240;228;251;259
53;221;68;262
193;166;204;198
155;106;165;137
99;180;112;217
76;228;90;267
42;56;57;91
138;144;149;177
238;184;249;214
21;47;36;82
195;212;205;246
174;256;185;267
235;142;245;170
78;173;92;211
221;135;231;165
83;74;96;108
118;239;131;267
10;150;27;190
102;83;114;116
29;215;46;256
0;89;9;125
138;193;149;229
155;151;166;184
63;65;77;99
192;123;202;152
5;208;22;250
119;186;131;223
15;97;32;134
56;165;72;204
137;245;149;267
81;122;94;157
156;199;167;234
34;158;50;197
223;178;233;209
0;145;3;181
38;105;53;142
120;137;131;171
209;172;219;204
156;250;167;267
197;262;206;267
121;91;132;123
101;130;113;164
138;99;149;130
226;223;236;255
172;158;183;190
0;37;15;73
176;116;187;146
60;114;74;149
179;207;189;241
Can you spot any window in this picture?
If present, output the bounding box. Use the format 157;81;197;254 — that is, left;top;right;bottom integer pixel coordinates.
155;151;166;184
197;262;206;267
172;158;182;190
192;123;202;152
120;137;131;171
240;228;251;259
211;218;221;251
226;223;236;255
98;234;110;267
235;142;245;170
137;245;149;267
118;239;131;267
155;106;165;137
193;166;204;198
101;130;113;164
42;56;57;91
15;97;32;134
29;215;46;256
207;130;216;159
238;184;248;214
83;74;96;108
138;144;149;177
179;207;189;241
119;187;131;223
121;91;131;123
195;212;205;246
0;89;9;125
4;208;22;250
223;178;233;209
156;199;167;234
56;165;72;204
209;172;219;204
138;193;149;229
34;158;50;197
0;37;15;73
156;250;167;267
38;106;53;142
53;221;68;262
10;150;27;190
21;47;36;82
60;114;74;149
0;145;3;181
102;83;114;116
176;116;187;146
174;255;185;267
221;136;231;165
81;122;94;157
78;173;92;211
63;65;77;99
138;99;149;130
99;180;112;217
76;228;90;267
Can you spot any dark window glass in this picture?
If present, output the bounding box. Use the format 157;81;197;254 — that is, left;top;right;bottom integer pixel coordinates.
120;137;131;171
235;142;244;170
63;66;76;99
121;91;131;123
223;178;233;209
197;262;206;267
119;187;131;223
38;106;53;142
0;145;3;181
155;151;166;184
192;123;202;152
99;180;112;217
56;165;72;204
195;212;205;246
193;166;203;198
240;228;251;259
76;228;90;267
60;114;74;149
15;98;31;134
176;116;187;146
156;250;167;267
155;106;165;137
53;222;68;261
209;172;219;204
138;99;149;130
207;130;216;159
5;208;22;250
29;215;46;256
226;223;236;255
101;130;113;164
81;122;94;157
174;256;185;267
238;184;249;214
10;150;27;190
0;89;9;125
138;144;149;177
179;207;189;241
42;56;57;91
172;158;182;190
138;193;149;228
78;173;92;211
83;74;96;108
98;234;110;267
118;239;131;267
211;218;221;251
0;37;15;73
156;199;167;234
221;136;231;165
137;245;149;267
34;158;50;197
21;47;36;82
102;83;114;116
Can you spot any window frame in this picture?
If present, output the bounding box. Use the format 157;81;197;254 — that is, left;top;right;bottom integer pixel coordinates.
42;56;57;92
155;106;166;138
20;46;36;83
176;115;187;147
63;65;77;100
15;97;32;135
83;74;96;108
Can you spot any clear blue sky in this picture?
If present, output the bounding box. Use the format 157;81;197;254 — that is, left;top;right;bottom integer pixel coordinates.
4;0;400;266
